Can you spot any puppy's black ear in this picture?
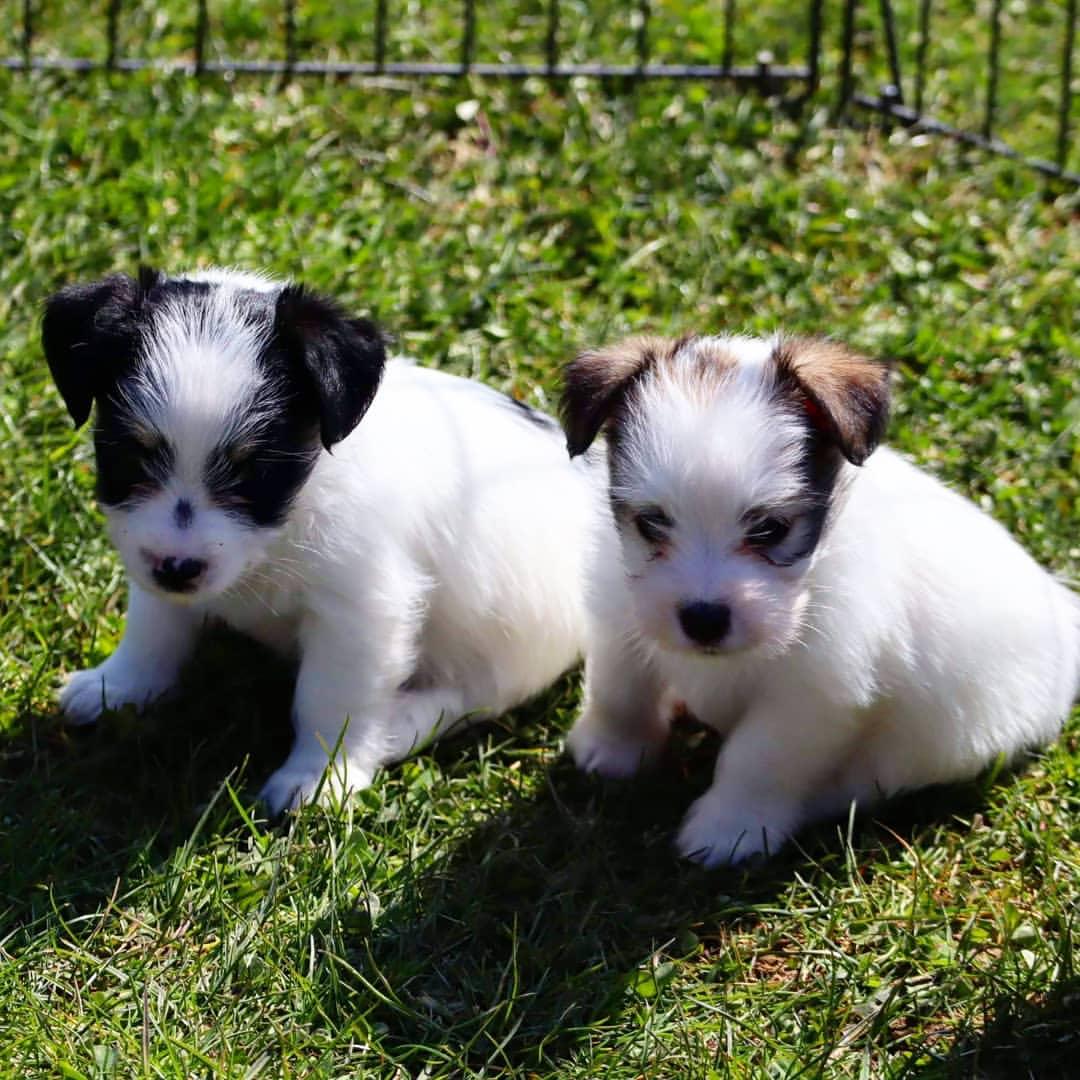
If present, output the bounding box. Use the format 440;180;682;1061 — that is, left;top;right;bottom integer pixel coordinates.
41;272;148;427
772;338;892;465
275;285;387;451
560;336;666;456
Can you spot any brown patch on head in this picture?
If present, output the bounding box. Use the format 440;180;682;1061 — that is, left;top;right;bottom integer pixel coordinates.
675;336;741;400
560;335;667;457
561;333;740;456
771;337;891;465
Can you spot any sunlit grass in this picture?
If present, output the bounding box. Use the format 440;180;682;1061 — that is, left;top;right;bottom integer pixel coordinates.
0;9;1078;1075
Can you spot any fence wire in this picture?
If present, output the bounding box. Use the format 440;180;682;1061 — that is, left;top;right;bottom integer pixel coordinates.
841;0;1078;184
2;0;1077;184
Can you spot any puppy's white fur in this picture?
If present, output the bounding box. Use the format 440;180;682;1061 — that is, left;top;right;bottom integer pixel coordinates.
50;269;598;813
563;334;1080;866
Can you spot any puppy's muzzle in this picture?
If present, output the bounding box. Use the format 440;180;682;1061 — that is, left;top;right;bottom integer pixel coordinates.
678;601;731;647
151;555;208;594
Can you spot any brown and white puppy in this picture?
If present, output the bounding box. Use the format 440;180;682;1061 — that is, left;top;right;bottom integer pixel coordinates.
562;334;1080;866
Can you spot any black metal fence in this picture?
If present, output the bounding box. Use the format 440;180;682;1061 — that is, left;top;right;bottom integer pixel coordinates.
843;0;1078;184
3;1;1077;184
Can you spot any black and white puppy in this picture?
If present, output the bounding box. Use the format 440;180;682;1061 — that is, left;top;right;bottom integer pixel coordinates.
562;334;1080;866
44;267;597;813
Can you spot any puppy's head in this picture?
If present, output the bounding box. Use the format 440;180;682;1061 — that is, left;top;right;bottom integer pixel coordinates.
562;334;890;657
43;267;386;603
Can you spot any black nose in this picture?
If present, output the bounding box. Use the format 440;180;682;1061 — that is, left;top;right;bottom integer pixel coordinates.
153;556;207;593
678;601;731;646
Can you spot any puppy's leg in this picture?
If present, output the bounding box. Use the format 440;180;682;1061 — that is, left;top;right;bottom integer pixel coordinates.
676;696;858;866
383;687;470;761
60;582;199;723
566;633;669;778
258;571;426;814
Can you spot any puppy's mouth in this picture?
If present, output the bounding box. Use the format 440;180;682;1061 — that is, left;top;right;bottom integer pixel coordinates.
672;635;752;659
146;575;213;603
684;641;737;658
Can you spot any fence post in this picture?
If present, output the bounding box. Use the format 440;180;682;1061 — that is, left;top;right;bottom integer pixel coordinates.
194;0;209;75
722;0;736;75
877;82;902;131
22;0;33;67
806;0;824;99
545;0;559;75
838;0;858;115
283;0;297;78
460;0;476;74
106;0;122;70
983;0;1003;140
756;50;776;96
1058;0;1076;170
878;0;904;103
635;0;650;77
374;0;387;74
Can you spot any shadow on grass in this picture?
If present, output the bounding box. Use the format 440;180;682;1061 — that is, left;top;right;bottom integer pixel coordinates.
1;638;1056;1075
903;975;1080;1079
340;725;1015;1074
0;627;297;928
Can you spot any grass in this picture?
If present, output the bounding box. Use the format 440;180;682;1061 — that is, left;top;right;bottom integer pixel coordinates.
1;3;1079;1076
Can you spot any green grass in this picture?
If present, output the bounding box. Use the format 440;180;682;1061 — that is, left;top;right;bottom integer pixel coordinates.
3;1;1078;171
1;4;1079;1076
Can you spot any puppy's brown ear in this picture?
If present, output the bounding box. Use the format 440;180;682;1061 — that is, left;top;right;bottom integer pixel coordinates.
772;338;891;465
561;336;665;457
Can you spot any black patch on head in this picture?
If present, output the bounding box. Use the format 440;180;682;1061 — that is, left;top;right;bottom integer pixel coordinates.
194;283;390;528
273;285;387;451
734;415;848;569
93;416;177;509
202;417;321;530
45;270;389;526
787;434;847;564
765;337;892;563
501;393;560;432
42;271;149;427
42;265;227;435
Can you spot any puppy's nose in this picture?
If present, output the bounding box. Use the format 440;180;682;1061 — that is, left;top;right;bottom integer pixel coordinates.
678;601;731;646
153;556;207;593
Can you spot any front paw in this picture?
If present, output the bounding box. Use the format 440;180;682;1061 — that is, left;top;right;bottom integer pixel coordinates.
675;791;794;868
59;663;173;725
258;749;376;816
565;709;666;779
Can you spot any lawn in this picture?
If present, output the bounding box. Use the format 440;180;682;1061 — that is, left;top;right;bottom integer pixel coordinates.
0;2;1078;1077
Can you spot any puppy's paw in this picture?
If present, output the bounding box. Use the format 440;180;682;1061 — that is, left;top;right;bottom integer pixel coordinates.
675;792;794;868
59;663;172;725
565;710;666;779
258;750;376;816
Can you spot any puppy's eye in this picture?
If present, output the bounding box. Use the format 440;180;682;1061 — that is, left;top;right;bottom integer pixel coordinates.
634;507;674;544
744;516;791;550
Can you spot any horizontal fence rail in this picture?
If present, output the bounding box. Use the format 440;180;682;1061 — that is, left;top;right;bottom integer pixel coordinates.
841;0;1079;185
2;0;1076;183
3;0;821;91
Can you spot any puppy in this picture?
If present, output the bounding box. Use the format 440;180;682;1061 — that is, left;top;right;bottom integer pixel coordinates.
44;267;598;813
561;334;1080;866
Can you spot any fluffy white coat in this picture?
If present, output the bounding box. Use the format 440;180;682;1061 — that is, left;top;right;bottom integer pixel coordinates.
563;334;1080;865
52;270;598;812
